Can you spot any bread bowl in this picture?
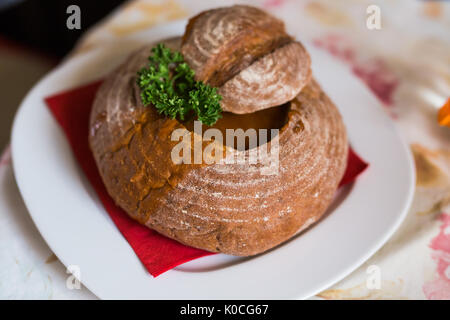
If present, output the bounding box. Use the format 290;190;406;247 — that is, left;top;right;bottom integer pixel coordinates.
89;5;348;256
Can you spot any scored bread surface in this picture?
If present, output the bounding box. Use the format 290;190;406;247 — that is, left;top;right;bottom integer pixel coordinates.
89;36;348;256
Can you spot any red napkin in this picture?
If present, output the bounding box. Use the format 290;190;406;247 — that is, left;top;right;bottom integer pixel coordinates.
339;147;369;187
45;80;368;277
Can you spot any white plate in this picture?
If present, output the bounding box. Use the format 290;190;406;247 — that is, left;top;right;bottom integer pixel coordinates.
11;21;415;299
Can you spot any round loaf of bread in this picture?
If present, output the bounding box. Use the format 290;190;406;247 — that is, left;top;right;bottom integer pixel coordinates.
89;35;348;256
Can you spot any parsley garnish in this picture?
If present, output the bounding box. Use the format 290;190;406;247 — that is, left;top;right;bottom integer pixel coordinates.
137;44;222;126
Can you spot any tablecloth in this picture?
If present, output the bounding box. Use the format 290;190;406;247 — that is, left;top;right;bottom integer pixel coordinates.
1;0;449;299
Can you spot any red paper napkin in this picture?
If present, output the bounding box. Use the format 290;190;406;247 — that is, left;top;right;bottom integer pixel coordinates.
45;80;368;277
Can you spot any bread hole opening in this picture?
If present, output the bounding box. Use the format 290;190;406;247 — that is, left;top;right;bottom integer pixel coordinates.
183;102;290;150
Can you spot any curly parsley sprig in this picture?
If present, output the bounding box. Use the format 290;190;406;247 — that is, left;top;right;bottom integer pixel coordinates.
137;44;222;126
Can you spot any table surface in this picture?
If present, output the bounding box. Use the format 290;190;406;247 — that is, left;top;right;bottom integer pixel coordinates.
0;0;449;299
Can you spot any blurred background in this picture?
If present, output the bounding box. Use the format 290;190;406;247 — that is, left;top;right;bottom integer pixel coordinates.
0;0;126;149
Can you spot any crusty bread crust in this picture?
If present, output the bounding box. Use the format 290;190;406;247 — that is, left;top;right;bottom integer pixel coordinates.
182;5;290;87
181;5;311;114
89;35;348;256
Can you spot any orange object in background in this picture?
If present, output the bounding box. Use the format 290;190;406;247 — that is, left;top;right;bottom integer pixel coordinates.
438;98;450;127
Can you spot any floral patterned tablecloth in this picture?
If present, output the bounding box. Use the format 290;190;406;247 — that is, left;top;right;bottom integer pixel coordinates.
1;0;449;299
